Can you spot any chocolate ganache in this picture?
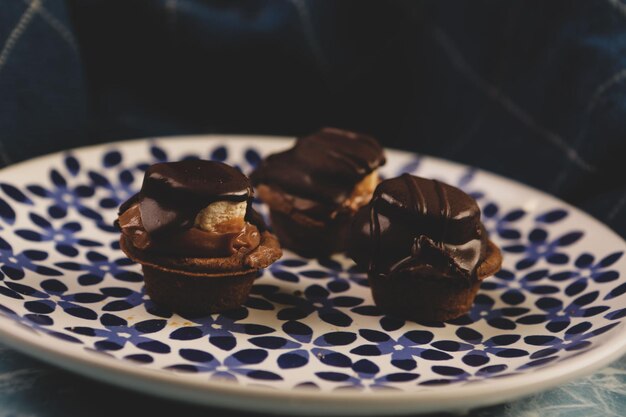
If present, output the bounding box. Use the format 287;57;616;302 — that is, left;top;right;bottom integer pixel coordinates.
250;128;386;212
349;174;487;283
117;160;264;257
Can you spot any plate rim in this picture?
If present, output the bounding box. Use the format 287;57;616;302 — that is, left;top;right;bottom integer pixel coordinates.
0;134;624;415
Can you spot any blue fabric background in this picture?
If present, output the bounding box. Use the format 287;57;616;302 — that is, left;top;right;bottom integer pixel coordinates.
1;0;624;237
0;1;625;416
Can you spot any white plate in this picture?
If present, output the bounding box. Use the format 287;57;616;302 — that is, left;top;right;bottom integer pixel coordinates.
0;136;623;415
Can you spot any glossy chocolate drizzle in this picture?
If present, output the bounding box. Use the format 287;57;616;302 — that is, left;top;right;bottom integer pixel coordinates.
250;128;385;207
116;160;267;257
119;160;252;236
140;160;252;235
352;174;487;283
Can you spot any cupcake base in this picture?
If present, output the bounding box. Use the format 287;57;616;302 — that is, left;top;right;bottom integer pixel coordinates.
369;274;481;322
369;240;502;322
119;234;281;316
142;264;258;316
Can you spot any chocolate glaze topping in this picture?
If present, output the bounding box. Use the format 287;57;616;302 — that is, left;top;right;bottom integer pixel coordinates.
135;161;251;235
117;160;265;257
250;128;386;207
349;174;487;283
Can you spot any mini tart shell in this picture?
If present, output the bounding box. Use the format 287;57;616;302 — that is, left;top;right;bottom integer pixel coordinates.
256;181;373;259
368;240;502;322
267;210;352;259
120;231;281;316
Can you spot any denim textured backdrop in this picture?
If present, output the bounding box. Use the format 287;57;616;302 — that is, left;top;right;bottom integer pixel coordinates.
0;1;625;416
1;0;625;237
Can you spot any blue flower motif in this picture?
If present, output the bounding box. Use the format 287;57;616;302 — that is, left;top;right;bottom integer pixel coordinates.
136;144;169;172
269;259;305;284
448;293;529;330
481;268;559;306
516;292;610;333
480;202;526;240
26;168;100;221
21;278;107;320
169;307;274;351
455;168;485;200
3;142;625;393
534;209;569;224
249;321;312;369
419;365;472;386
0;182;33;228
0;302;82;344
350;329;452;370
317;257;370;289
249;320;357;370
522;321;620;366
67;313;170;353
243;148;261;169
89;285;171;317
502;227;583;270
0;236;62;280
548;251;623;297
350;303;414;333
0;182;34;206
432;328;528;367
16;212;102;257
99;287;146;312
0;280;50;310
55;250;142;286
88;168;137;210
0;195;16;228
81;150;143;233
394;156;421;177
316;358;419;391
62;153;81;177
271;256;367;291
168;347;282;382
209;146;228;162
605;281;626;302
271;282;363;327
244;284;278;311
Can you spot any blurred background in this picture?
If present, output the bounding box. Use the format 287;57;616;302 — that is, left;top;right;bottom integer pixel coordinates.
1;0;624;237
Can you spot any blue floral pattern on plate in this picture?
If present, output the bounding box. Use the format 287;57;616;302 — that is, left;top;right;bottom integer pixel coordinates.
0;138;623;398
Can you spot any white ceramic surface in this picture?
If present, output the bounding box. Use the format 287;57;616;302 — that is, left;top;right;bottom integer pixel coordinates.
0;136;623;415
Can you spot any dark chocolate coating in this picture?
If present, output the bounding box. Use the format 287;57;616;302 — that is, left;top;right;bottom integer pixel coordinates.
348;174;487;283
117;160;256;237
250;128;385;207
142;161;250;204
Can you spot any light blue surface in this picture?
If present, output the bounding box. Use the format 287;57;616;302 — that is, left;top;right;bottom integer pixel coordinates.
0;344;623;417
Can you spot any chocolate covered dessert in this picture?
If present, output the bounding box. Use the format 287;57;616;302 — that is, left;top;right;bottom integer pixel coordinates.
250;128;385;258
117;160;282;315
348;174;502;321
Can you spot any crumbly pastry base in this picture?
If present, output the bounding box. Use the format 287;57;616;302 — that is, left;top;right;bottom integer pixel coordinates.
140;265;258;316
369;239;503;322
120;231;282;315
256;181;376;258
